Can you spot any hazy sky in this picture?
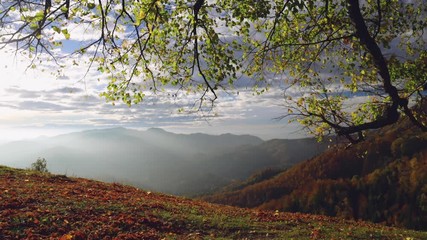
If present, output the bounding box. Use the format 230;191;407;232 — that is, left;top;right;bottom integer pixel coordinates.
0;46;305;142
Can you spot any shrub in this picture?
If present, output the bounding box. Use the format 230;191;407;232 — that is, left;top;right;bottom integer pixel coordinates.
30;158;49;173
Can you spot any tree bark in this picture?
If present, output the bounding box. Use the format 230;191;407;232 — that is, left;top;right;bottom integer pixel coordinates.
342;0;426;138
332;0;403;139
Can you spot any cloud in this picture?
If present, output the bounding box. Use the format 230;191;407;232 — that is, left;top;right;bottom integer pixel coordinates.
6;86;84;99
52;87;83;94
0;28;310;142
18;101;71;112
5;88;41;99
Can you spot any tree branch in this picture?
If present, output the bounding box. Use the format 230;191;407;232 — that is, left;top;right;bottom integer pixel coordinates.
192;0;217;104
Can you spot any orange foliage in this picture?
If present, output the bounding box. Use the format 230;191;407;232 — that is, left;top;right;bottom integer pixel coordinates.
205;117;427;230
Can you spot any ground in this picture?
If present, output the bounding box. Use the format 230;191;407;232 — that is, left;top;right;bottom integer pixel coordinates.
1;165;426;239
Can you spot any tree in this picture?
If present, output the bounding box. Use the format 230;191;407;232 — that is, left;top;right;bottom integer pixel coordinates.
30;157;49;173
0;0;426;143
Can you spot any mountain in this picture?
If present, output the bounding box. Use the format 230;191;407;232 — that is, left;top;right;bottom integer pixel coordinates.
203;116;427;230
0;128;326;196
1;165;426;239
192;138;329;186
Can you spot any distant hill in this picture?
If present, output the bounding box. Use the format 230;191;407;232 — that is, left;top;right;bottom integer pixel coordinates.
193;138;329;188
203;116;427;230
1;165;426;239
0;128;326;196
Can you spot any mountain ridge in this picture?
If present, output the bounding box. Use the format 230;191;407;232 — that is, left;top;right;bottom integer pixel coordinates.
0;127;325;196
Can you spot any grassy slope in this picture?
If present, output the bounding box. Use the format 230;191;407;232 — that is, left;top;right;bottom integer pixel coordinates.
1;166;426;239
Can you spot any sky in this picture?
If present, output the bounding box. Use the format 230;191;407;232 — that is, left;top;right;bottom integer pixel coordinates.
0;46;305;143
0;3;310;143
1;3;422;144
9;0;422;143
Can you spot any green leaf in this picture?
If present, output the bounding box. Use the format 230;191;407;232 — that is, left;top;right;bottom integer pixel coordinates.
87;3;96;9
61;29;70;39
52;26;61;34
33;11;45;22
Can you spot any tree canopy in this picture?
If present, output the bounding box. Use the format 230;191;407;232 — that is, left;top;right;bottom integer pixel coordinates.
0;0;426;143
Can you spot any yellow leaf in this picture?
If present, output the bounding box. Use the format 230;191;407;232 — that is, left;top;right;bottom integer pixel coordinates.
59;234;73;240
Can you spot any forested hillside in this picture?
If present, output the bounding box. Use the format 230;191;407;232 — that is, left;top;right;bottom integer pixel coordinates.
204;115;427;230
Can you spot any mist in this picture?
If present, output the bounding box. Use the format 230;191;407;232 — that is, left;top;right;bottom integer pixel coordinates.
0;127;327;196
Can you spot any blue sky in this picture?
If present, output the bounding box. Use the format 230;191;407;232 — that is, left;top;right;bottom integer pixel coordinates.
0;45;305;142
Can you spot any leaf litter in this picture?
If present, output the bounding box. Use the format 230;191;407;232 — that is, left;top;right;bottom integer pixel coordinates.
1;166;426;239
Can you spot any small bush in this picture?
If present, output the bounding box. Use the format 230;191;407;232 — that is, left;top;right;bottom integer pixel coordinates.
31;158;49;173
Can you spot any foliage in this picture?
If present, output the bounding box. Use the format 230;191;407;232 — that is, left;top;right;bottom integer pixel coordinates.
226;168;283;192
30;157;49;173
1;165;427;239
205;115;427;230
0;0;426;141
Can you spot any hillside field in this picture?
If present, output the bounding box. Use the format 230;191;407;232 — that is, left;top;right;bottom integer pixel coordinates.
1;166;427;239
